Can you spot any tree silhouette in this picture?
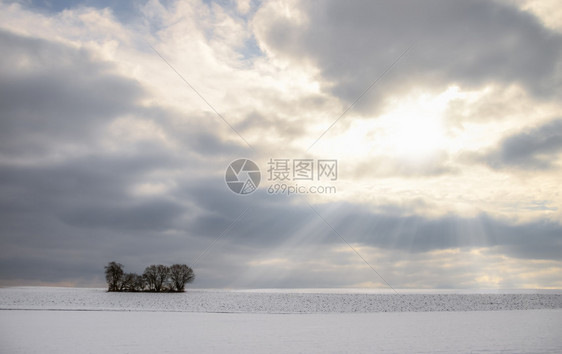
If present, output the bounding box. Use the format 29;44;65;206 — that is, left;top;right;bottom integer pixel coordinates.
154;265;169;292
121;273;145;292
143;264;172;292
104;261;124;292
106;262;193;292
170;264;195;292
143;265;158;292
132;273;146;291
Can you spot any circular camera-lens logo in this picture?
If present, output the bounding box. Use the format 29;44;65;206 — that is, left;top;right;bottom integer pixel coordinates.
225;159;261;195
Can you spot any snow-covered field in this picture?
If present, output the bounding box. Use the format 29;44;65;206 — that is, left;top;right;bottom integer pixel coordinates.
2;287;562;313
1;287;562;353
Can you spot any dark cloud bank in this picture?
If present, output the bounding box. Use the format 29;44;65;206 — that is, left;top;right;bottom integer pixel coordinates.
256;0;562;113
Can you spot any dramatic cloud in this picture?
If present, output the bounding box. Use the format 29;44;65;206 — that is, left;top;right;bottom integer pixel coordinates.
481;118;562;169
0;29;142;157
254;0;562;109
0;0;561;289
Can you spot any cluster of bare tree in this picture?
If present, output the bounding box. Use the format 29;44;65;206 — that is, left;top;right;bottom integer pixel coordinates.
104;261;195;292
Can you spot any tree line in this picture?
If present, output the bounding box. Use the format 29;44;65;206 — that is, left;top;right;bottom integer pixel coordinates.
104;261;195;292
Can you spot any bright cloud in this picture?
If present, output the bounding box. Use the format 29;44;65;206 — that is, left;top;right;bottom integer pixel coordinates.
0;0;561;289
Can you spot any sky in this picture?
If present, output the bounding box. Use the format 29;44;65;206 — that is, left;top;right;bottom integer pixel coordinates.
0;0;561;289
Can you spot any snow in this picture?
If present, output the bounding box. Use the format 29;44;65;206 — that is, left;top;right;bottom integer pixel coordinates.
1;287;562;353
1;309;561;353
1;287;561;313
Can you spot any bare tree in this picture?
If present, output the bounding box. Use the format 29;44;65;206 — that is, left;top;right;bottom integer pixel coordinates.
143;265;158;292
154;264;169;292
109;262;194;292
169;264;195;292
104;261;124;292
132;274;146;292
121;272;134;292
120;273;145;292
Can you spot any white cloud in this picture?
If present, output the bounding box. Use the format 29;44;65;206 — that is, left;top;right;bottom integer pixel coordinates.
1;0;561;289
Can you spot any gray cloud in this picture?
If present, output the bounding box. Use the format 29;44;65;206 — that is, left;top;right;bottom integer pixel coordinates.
173;182;562;263
0;28;250;286
0;29;145;157
2;152;561;288
479;118;562;169
0;29;246;161
255;0;562;114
